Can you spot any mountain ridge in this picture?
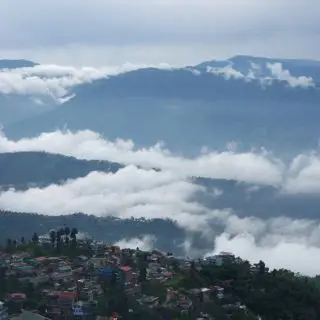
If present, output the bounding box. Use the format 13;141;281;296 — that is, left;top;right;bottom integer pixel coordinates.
0;59;38;69
2;55;320;155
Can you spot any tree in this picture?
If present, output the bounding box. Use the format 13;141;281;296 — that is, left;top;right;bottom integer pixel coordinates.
49;230;56;247
258;260;266;275
65;235;70;246
20;236;25;244
64;226;70;237
32;232;39;244
139;266;147;284
5;238;14;253
58;228;65;237
71;227;78;237
56;233;62;253
70;228;78;248
0;266;7;298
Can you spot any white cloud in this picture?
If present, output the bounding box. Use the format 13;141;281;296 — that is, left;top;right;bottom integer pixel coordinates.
0;65;106;100
200;213;320;276
207;65;246;80
210;233;320;276
115;235;156;251
283;154;320;194
0;59;314;102
206;62;316;88
1;163;320;275
0;165;217;233
0;63;173;101
0;129;320;274
266;63;315;88
3;129;320;194
0;130;283;186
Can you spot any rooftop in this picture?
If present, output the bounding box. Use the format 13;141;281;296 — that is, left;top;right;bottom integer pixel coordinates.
120;266;132;272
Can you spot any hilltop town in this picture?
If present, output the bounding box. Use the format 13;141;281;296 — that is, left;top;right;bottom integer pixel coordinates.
0;228;320;320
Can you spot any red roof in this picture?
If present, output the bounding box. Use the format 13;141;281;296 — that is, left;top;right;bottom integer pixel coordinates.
57;291;75;300
35;256;48;261
8;293;26;300
120;266;132;272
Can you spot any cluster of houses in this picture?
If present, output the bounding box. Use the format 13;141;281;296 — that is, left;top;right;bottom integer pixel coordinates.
0;234;245;319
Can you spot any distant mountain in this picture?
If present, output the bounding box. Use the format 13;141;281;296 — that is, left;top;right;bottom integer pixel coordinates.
0;151;122;188
4;56;320;155
0;59;59;127
0;94;58;127
0;59;38;69
1;151;320;221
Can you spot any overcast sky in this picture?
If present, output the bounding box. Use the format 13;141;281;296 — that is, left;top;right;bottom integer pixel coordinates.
0;0;319;66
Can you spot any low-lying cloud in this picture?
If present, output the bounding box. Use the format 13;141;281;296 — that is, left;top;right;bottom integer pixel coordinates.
0;166;213;233
0;63;173;101
0;60;315;103
0;65;108;101
266;63;314;88
115;235;156;251
1;164;320;275
209;233;320;276
206;62;315;88
1;130;320;274
2;129;320;193
0;129;283;186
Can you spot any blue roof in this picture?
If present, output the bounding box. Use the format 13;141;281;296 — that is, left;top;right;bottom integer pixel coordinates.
97;267;114;275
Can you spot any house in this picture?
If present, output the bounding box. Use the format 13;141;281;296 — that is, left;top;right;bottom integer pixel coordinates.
90;257;106;269
56;291;75;307
45;290;75;317
212;286;224;299
52;264;73;281
72;301;96;317
47;291;76;314
6;293;27;313
137;295;159;308
119;266;132;283
29;273;50;286
205;252;235;266
177;295;193;312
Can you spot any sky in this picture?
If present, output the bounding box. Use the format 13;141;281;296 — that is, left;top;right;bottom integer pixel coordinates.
0;0;319;66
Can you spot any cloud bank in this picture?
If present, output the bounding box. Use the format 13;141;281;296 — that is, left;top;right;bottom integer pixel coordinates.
206;63;315;88
2;129;320;193
209;233;320;276
1;130;320;274
266;63;315;88
0;130;283;186
0;61;315;102
115;235;156;251
0;63;173;101
0;164;320;275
